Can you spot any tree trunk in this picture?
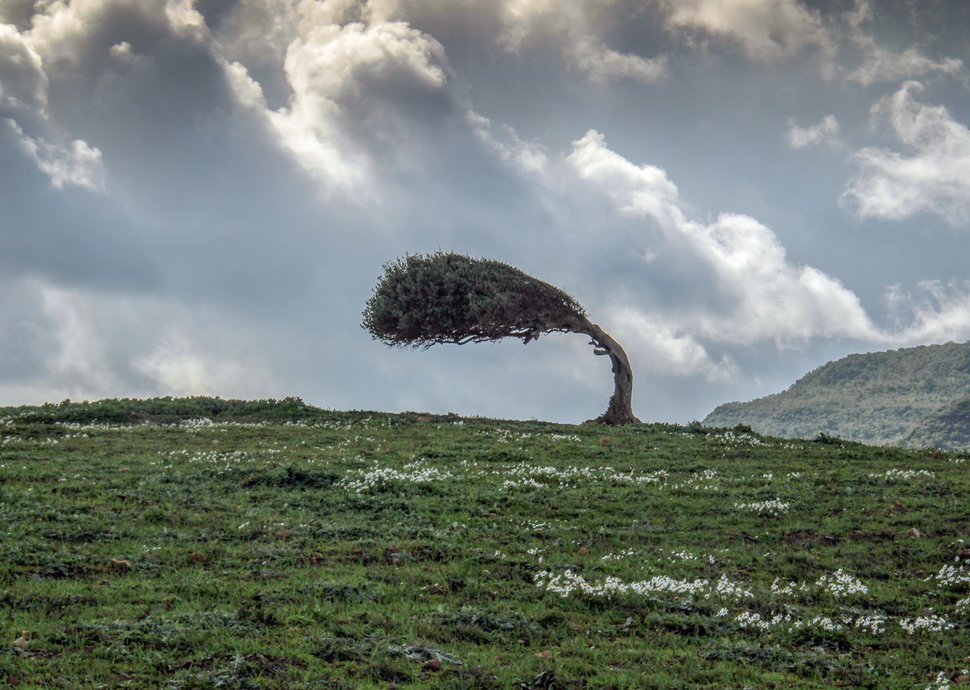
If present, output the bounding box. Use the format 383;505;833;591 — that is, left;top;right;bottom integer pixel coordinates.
575;317;640;425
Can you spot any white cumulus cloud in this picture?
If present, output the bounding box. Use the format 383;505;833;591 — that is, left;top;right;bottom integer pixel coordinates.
661;0;835;67
786;114;840;150
0;23;48;112
566;129;880;346
845;0;963;86
0;21;107;192
255;19;449;194
498;0;667;84
883;281;970;347
570;36;668;85
842;81;970;226
609;307;738;382
466;110;547;173
6;119;106;191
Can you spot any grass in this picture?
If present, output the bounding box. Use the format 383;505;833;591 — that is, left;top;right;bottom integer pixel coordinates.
0;399;967;688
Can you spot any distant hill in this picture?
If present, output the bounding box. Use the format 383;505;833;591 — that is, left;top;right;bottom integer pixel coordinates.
704;341;970;449
905;397;970;450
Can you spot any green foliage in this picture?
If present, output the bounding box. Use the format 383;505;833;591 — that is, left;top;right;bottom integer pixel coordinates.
1;397;967;688
0;396;325;425
704;341;970;449
362;252;586;347
907;397;970;450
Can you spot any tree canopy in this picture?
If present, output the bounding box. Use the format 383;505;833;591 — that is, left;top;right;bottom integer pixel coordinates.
362;253;587;347
362;252;639;424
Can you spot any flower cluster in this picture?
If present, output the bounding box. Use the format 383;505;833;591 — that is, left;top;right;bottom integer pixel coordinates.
868;468;935;481
602;549;637;561
534;569;753;602
495;463;667;490
339;459;453;493
714;574;754;599
548;433;582;442
925;670;963;690
670;469;721;491
733;498;791;516
770;578;809;596
669;550;699;562
501;478;545;490
57;421;137;432
710;430;773;448
924;561;970;587
853;614;888;634
815;569;869;598
899;615;955;635
535;569;710;599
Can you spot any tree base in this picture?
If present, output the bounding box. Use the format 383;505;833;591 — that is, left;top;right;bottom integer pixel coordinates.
584;408;641;426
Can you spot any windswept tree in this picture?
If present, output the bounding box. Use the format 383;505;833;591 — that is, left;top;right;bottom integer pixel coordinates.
362;252;640;425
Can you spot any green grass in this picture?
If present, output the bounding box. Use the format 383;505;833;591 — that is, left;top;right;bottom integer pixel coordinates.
0;399;967;688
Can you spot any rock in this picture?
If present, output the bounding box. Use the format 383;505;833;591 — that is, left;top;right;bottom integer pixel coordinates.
110;558;133;571
12;631;30;654
908;528;923;538
423;658;442;672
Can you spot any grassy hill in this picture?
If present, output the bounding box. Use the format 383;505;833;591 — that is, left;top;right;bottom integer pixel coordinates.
1;398;968;688
906;398;970;450
704;341;970;448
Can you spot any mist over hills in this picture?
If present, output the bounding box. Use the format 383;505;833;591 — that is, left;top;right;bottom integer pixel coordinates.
704;341;970;450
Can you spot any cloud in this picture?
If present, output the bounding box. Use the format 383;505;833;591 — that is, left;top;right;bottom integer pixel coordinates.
570;36;668;85
884;281;970;346
660;0;835;66
845;0;963;86
609;307;738;382
0;278;283;404
0;23;48;113
466;110;547;174
497;0;667;84
786;114;840;150
5;119;106;191
25;0;209;66
0;21;107;192
232;19;452;195
37;282;120;398
566;130;880;345
842;81;970;225
133;332;275;397
848;44;963;87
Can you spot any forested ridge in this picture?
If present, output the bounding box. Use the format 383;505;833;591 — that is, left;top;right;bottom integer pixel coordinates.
704;341;970;449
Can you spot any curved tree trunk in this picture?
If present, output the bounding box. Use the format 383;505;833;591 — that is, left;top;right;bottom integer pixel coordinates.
575;317;641;425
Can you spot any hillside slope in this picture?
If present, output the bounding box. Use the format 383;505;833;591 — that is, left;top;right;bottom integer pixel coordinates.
704;341;970;447
0;397;967;688
905;397;970;450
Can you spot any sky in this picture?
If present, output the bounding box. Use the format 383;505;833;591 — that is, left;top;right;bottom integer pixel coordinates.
1;0;969;424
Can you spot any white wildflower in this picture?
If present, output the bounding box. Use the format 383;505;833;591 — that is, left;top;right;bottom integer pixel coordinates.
899;615;954;635
868;468;935;481
733;498;791;515
815;569;868;598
